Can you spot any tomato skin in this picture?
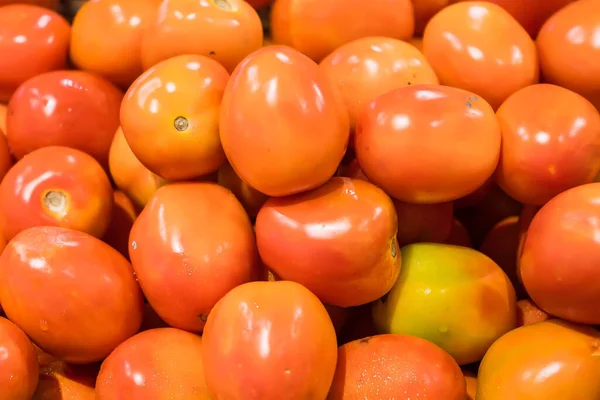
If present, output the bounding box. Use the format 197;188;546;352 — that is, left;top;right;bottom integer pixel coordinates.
423;2;538;110
355;84;501;204
129;182;257;333
220;46;350;197
496;84;600;206
0;317;39;400
217;163;269;218
0;226;144;364
202;280;338;400
0;4;70;103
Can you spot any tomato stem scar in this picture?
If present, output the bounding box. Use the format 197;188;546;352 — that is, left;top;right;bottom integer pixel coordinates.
213;0;232;10
174;116;189;132
44;190;68;218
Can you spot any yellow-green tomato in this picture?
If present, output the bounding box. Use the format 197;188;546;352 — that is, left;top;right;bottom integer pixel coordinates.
372;243;517;365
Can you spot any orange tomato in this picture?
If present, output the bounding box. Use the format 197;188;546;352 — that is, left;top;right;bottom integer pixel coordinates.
395;200;454;246
446;218;473;247
0;226;144;364
202;280;338;400
141;0;263;73
0;0;59;8
413;0;452;34
0;146;114;241
220;46;349;196
0;317;39;400
516;299;550;328
496;84;600;206
271;0;414;62
0;4;70;102
96;328;211;399
121;55;229;180
423;2;538;109
102;191;137;260
355;84;501;203
70;0;160;88
33;350;97;400
217;163;269;218
129;183;257;332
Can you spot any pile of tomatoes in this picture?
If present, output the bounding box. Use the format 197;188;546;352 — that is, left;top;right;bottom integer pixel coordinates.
0;0;600;399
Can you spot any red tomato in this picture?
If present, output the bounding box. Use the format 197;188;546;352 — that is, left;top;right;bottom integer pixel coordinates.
0;4;70;102
516;299;550;328
220;46;349;197
7;70;123;168
202;281;338;400
0;317;39;400
217;163;269;218
0;226;144;364
102;191;137;260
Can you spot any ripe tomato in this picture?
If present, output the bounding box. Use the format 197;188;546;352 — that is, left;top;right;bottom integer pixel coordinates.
129;183;257;332
271;0;414;62
0;226;144;364
220;46;349;196
423;2;538;109
413;0;452;34
70;0;161;88
202;281;338;400
121;55;229;180
33;350;97;400
141;0;263;73
0;0;58;8
328;334;466;400
217;163;269;218
355;84;501;203
96;328;210;399
7;70;123;168
0;317;39;400
0;4;69;102
516;299;550;328
102;191;137;260
496;84;600;206
446;219;472;247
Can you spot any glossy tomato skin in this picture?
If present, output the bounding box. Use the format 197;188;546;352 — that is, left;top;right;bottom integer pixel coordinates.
423;2;538;110
0;4;70;102
121;55;229;180
0;317;39;400
141;0;263;73
496;84;600;206
0;226;144;364
129;182;257;333
217;163;269;218
271;0;414;62
33;349;97;400
203;281;338;400
355;84;501;203
96;328;210;399
477;320;600;399
220;46;350;197
7;70;123;168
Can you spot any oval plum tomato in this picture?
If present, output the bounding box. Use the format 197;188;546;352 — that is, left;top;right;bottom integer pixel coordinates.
0;226;144;364
220;46;350;197
373;243;517;365
520;183;600;325
96;328;210;399
255;177;399;307
516;299;550;328
413;0;452;35
0;317;38;400
271;0;414;62
203;281;338;400
129;182;257;332
395;200;454;247
102;191;137;260
446;219;472;247
141;0;263;73
0;4;69;102
0;146;114;241
0;0;59;8
328;334;466;400
355;84;501;203
33;351;97;400
320;36;439;132
477;320;600;399
217;163;269;218
496;84;600;206
423;2;538;110
537;0;600;110
70;0;161;88
7;70;123;168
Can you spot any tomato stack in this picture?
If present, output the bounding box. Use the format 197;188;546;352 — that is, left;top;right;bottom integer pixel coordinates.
0;0;599;399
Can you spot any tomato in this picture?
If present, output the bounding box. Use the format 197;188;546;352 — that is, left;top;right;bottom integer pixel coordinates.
423;2;538;110
33;350;97;400
271;0;414;62
0;4;69;102
102;191;137;260
464;370;477;400
516;299;550;328
446;219;473;247
141;0;263;73
413;0;452;34
121;55;229;180
0;128;12;182
129;182;257;332
70;0;160;88
220;46;349;197
0;0;58;8
0;226;144;364
477;320;600;399
96;328;210;399
355;84;501;203
496;84;600;206
373;243;517;365
0;317;39;400
395;200;454;246
217;163;269;218
7;70;123;168
202;280;338;400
